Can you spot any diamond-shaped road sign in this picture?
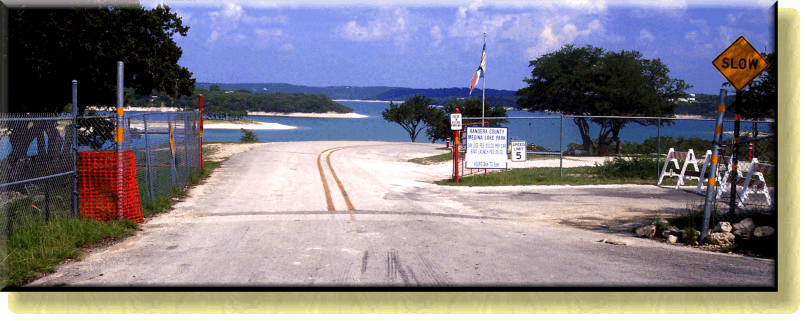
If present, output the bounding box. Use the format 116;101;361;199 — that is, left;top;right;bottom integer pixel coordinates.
712;36;769;91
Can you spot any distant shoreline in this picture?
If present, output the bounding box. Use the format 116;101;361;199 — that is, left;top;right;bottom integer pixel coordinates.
86;107;368;118
248;111;369;118
334;99;404;104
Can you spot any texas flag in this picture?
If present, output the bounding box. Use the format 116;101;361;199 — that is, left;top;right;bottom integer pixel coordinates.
469;42;486;94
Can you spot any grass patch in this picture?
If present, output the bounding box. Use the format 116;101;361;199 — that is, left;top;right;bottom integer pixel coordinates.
1;142;229;289
409;151;453;165
1;217;138;288
436;166;660;186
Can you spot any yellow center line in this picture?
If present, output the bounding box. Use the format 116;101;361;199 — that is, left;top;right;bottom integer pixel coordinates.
327;148;356;211
317;143;391;218
316;151;336;211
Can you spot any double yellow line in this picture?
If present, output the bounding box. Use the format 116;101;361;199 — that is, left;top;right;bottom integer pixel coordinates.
317;146;357;212
316;143;391;214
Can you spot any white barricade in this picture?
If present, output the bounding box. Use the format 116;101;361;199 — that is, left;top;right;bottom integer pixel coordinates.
737;158;774;207
696;150;732;194
657;148;699;189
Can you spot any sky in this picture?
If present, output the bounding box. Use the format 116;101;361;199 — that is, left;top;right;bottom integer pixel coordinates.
138;0;780;95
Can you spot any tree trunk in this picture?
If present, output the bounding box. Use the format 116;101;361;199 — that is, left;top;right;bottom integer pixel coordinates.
573;117;594;154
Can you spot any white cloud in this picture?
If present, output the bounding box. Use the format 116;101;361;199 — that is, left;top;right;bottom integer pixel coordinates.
204;2;290;50
637;29;655;42
336;8;411;48
253;28;286;50
524;18;603;58
430;25;443;47
281;44;295;51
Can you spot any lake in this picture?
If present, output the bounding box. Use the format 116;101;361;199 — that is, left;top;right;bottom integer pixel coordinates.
203;101;772;151
0;101;773;159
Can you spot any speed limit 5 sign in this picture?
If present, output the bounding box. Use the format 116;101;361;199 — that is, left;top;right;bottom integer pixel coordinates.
511;141;526;162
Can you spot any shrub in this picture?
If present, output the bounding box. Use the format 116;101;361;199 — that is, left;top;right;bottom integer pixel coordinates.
591;156;658;179
239;128;259;143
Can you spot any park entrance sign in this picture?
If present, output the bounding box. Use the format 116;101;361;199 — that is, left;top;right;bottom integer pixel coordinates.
465;126;507;169
712;36;769;91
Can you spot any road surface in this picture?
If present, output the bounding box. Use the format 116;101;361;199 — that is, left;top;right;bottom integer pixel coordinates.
28;141;774;287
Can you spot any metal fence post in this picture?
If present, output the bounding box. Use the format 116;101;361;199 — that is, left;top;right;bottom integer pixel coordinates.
115;61;124;220
700;89;727;244
559;114;563;177
143;114;155;203
71;80;79;219
184;114;190;182
657;117;661;177
729;112;741;217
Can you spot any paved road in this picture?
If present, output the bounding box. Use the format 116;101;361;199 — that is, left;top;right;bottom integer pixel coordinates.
28;141;774;287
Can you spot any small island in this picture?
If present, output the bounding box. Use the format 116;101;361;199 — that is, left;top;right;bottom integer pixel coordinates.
127;85;358;120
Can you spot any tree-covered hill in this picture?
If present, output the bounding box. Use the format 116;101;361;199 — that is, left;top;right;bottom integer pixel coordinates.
193;83;737;117
128;87;353;119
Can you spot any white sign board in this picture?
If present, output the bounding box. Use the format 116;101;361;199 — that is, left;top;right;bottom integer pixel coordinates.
511;141;526;162
450;113;462;130
465;126;508;169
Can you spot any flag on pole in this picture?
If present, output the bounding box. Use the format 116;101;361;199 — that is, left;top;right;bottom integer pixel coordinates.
469;41;486;95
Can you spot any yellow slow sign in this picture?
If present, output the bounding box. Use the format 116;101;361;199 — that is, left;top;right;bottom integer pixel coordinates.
712;36;769;91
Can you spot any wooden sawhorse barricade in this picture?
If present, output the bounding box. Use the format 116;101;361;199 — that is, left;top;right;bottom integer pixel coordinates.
714;158;774;208
657;148;699;189
696;149;733;195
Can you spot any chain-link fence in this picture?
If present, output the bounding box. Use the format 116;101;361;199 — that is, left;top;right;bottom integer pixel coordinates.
1;113;77;236
124;111;201;205
0;109;201;238
709;135;775;223
455;114;776;228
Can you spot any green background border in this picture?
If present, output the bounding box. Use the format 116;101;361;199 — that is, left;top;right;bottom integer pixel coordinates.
4;5;800;315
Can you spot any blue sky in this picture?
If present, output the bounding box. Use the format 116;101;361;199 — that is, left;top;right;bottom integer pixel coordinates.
141;1;779;95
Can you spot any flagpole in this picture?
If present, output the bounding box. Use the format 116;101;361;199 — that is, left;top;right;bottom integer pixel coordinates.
482;32;486;127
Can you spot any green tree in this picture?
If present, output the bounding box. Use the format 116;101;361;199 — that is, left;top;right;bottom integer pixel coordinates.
210;84;222;92
5;4;194;164
425;97;508;143
382;95;441;142
516;45;690;154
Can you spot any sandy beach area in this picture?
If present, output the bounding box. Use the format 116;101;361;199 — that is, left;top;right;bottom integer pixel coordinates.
247;111;368;118
204;122;296;130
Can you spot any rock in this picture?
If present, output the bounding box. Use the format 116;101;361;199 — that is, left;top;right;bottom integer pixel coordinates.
654;218;671;230
706;232;735;246
732;218;755;237
662;226;681;238
716;222;732;233
635;225;656;238
753;226;775;238
667;235;678;243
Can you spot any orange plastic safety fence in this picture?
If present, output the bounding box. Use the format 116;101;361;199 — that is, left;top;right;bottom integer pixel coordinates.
77;150;144;223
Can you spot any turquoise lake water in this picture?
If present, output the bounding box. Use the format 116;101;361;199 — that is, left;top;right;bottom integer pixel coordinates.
202;101;771;151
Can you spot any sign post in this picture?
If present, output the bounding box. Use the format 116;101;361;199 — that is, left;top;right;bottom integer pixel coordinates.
700;36;768;243
451;109;461;182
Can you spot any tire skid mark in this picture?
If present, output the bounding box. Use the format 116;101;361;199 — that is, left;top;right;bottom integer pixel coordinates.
385;249;411;285
417;251;449;286
337;262;354;285
361;250;370;273
406;266;420;286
